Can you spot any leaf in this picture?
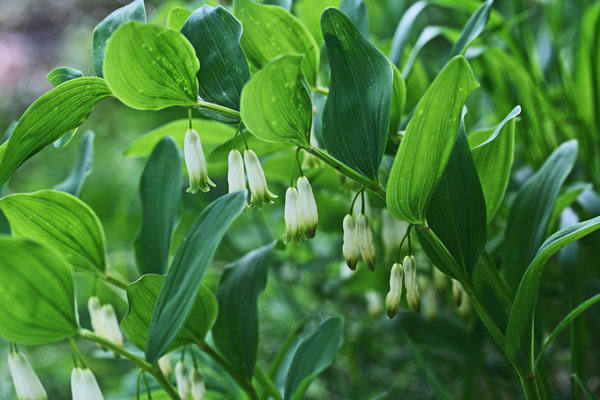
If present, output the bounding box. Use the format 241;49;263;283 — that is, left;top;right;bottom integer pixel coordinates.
145;191;247;362
547;183;592;233
339;0;369;37
92;0;147;77
166;6;191;30
505;216;600;373
0;190;106;273
181;5;250;122
389;1;428;65
241;55;312;146
135;138;182;276
284;316;344;400
401;26;448;79
0;238;78;345
386;56;479;224
0;77;112;186
46;67;83;86
213;242;276;382
469;105;521;221
425;109;487;276
389;64;407;137
503;140;578;292
450;0;493;57
321;7;393;180
54;130;95;197
103;21;199;110
121;274;217;351
234;0;320;85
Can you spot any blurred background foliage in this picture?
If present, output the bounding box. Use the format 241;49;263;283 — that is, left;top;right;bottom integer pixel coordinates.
0;0;599;399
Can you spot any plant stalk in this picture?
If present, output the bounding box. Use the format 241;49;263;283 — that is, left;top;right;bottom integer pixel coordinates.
195;101;241;120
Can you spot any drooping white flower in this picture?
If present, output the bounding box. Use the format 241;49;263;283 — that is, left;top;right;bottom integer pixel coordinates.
297;176;318;239
342;214;360;270
381;209;408;257
175;361;190;400
87;297;103;335
244;149;277;208
452;279;463;306
284;187;302;245
71;368;103;400
184;128;215;193
100;304;123;346
228;149;246;193
403;255;420;315
385;263;404;319
357;213;376;271
158;355;172;380
8;351;47;400
190;369;206;400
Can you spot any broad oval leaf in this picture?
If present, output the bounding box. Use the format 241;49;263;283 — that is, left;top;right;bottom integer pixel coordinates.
386;56;479;224
0;237;78;345
241;55;312;146
450;0;493;57
145;190;247;362
54;130;95;197
46;67;83;87
104;21;199;110
92;0;147;77
234;0;320;86
0;190;106;273
135;137;182;276
121;274;217;351
213;242;276;382
284;316;344;400
0;77;112;185
321;7;393;180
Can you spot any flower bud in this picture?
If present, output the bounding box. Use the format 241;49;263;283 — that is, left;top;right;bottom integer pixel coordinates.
244;149;277;208
8;351;47;400
190;369;206;400
403;255;420;314
87;297;103;335
184;129;215;193
297;176;318;238
357;213;376;271
71;368;103;400
284;187;302;245
381;209;408;257
342;214;360;270
452;279;463;306
100;304;123;347
433;268;448;293
158;355;172;380
175;361;190;400
385;263;404;319
227;150;246;193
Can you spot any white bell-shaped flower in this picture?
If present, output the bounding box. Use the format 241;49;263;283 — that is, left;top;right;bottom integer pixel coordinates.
228;149;246;193
87;297;103;335
385;263;404;319
284;187;302;245
8;351;47;400
100;304;123;346
297;176;318;238
244;149;277;208
190;369;206;400
71;368;103;400
158;355;172;380
184;128;215;193
342;214;360;270
403;255;420;314
357;213;376;271
175;361;190;400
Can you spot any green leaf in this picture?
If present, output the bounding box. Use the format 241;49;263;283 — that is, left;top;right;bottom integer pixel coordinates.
339;0;369;37
321;7;393;180
181;5;250;122
386;56;479;224
166;6;191;30
46;67;83;86
450;0;493;57
469;105;521;221
505;216;600;373
425;109;486;276
213;242;276;382
234;0;320;85
0;77;112;186
389;1;427;65
503;140;578;292
135;138;182;276
241;55;312;146
145;191;247;362
389;64;407;138
284;316;344;400
401;26;448;79
121;274;218;351
0;237;78;345
92;0;147;77
54;130;95;197
103;21;199;110
0;190;106;273
547;183;592;233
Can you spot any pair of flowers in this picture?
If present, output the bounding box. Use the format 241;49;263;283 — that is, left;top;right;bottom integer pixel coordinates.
284;176;318;244
88;297;123;347
385;255;420;318
175;360;205;400
342;213;376;271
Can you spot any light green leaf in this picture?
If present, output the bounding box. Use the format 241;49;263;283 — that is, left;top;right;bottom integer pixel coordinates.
241;55;312;146
46;67;83;87
389;64;407;137
386;56;479;224
166;6;191;29
145;191;247;362
234;0;320;85
295;0;338;45
0;77;112;186
104;21;199;110
135;138;182;276
450;0;493;57
0;237;78;345
0;190;106;273
321;7;393;180
401;26;449;79
389;1;427;65
121;274;217;351
54;130;95;197
92;0;147;77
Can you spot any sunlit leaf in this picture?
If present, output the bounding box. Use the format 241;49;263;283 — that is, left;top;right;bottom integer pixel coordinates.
450;0;493;57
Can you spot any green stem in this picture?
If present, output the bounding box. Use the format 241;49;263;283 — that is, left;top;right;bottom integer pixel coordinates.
520;375;542;400
100;272;129;290
310;86;329;95
195;101;241;120
79;329;180;400
255;364;283;400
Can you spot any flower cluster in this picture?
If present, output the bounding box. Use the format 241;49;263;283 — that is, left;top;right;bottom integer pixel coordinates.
175;360;206;400
88;297;123;347
226;148;278;208
284;176;318;244
385;255;421;317
342;213;376;271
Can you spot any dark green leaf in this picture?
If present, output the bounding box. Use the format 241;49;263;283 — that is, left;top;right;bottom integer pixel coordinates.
450;0;493;57
389;1;427;65
46;67;83;86
547;183;592;233
339;0;369;37
401;26;447;79
54;130;95;197
166;6;191;30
